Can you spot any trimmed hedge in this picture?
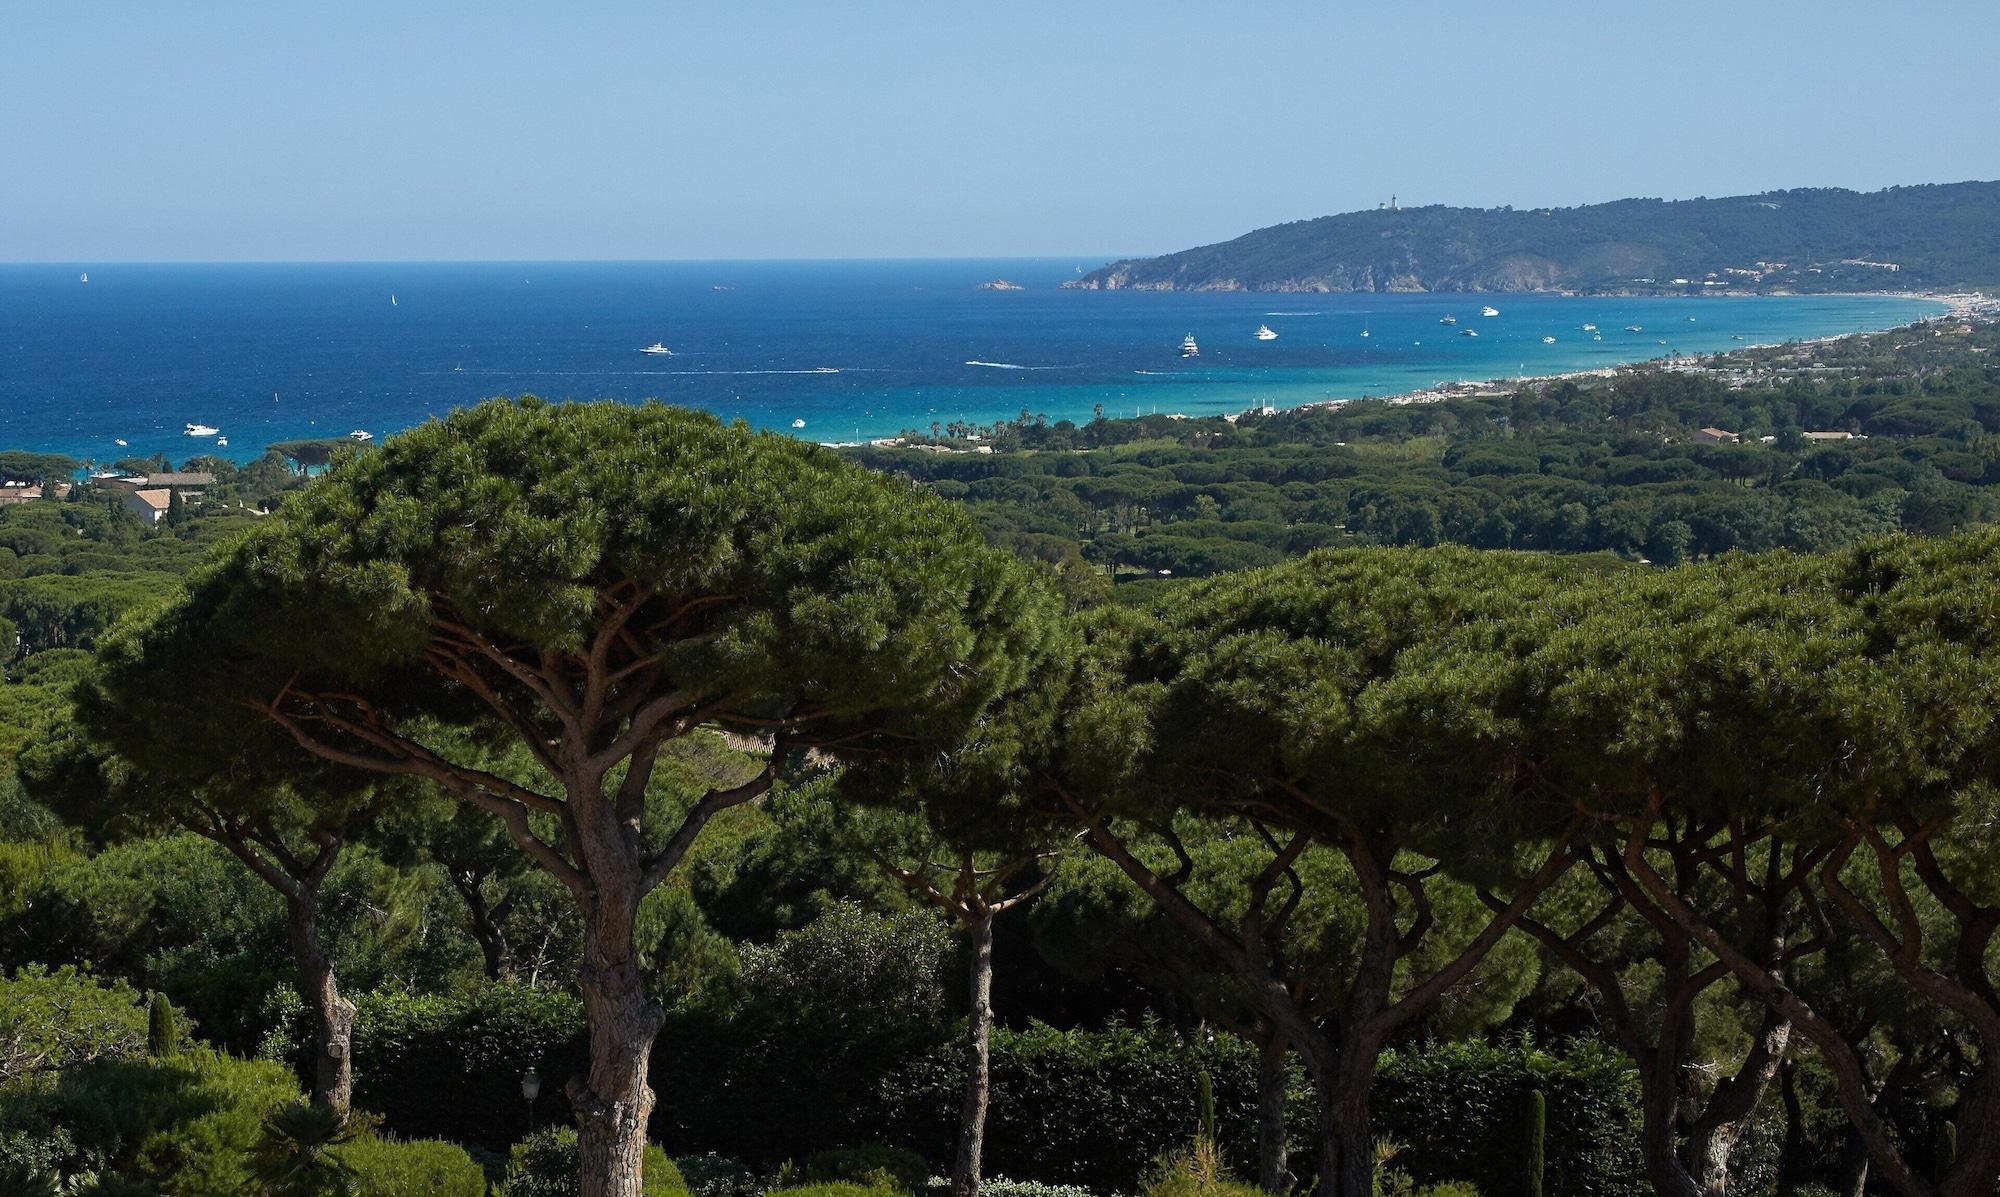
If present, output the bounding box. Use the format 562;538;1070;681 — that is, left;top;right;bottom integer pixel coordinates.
336;1136;487;1197
1374;1038;1644;1197
347;984;587;1148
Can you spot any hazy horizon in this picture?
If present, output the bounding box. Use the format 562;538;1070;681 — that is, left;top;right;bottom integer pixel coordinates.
8;1;1998;262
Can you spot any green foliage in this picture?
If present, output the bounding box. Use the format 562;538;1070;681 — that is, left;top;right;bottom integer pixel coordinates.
766;1185;901;1197
0;965;148;1083
1141;1140;1263;1197
1373;1040;1642;1197
341;984;585;1146
333;1136;488;1197
795;1145;930;1194
851;325;2000;580
248;1102;365;1197
675;1153;764;1197
0;1046;301;1193
502;1127;686;1197
1522;1090;1544;1197
145;993;177;1058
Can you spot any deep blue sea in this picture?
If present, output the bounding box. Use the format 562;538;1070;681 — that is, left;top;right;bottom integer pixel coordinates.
0;260;1944;464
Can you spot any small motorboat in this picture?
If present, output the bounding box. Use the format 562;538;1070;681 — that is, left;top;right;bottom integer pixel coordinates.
1439;314;1457;326
1461;329;1479;337
1255;324;1278;341
1542;336;1557;344
217;437;229;447
1481;306;1500;317
184;423;220;437
791;418;807;429
349;430;374;442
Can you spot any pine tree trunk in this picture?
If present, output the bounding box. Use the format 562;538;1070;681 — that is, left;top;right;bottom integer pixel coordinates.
1256;1036;1293;1195
1834;1128;1870;1197
572;902;666;1197
952;907;995;1197
1298;1035;1376;1197
285;888;354;1113
458;877;514;981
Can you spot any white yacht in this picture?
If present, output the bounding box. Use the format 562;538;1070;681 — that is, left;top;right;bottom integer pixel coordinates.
1542;336;1557;344
349;430;374;442
1481;305;1501;317
1255;324;1278;341
184;423;220;438
217;437;228;447
1439;314;1457;326
791;418;807;429
1181;334;1200;358
80;273;88;284
641;343;673;356
114;438;127;447
1461;329;1479;337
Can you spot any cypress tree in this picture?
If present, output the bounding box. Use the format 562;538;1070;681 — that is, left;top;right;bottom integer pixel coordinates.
148;992;179;1057
1197;1069;1217;1146
1524;1088;1545;1197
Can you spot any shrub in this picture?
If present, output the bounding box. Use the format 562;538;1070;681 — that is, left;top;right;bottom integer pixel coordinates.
954;1178;1096;1197
677;1153;764;1197
767;1184;902;1197
1141;1140;1263;1197
0;966;148;1083
336;1136;488;1197
0;1047;300;1192
798;1145;930;1194
503;1126;687;1197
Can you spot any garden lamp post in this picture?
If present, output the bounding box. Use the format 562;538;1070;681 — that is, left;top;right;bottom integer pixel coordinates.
521;1065;541;1132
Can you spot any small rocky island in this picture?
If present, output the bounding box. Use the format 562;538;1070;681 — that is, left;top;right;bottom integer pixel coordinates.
978;279;1024;291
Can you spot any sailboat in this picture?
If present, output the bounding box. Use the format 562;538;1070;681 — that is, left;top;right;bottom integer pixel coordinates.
1254;324;1278;341
1181;334;1200;358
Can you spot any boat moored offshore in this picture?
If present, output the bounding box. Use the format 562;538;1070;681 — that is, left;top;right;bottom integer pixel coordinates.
1255;324;1278;341
1181;334;1200;358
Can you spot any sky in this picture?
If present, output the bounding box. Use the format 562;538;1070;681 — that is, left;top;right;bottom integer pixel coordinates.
4;1;1997;262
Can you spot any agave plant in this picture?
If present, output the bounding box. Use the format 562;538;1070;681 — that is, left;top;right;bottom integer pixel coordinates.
248;1102;364;1197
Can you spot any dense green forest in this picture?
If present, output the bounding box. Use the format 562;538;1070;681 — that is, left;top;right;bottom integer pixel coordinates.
1069;181;2000;293
848;323;2000;595
4;381;2000;1197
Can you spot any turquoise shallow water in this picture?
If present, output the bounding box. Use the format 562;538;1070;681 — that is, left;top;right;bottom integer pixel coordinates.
0;259;1943;463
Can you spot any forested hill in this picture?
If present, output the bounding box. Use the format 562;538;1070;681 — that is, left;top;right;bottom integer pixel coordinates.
1068;181;2000;294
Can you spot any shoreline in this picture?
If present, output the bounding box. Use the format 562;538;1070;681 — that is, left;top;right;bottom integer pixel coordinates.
1288;289;1992;415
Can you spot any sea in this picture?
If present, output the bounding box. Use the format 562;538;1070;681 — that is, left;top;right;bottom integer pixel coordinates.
0;260;1945;465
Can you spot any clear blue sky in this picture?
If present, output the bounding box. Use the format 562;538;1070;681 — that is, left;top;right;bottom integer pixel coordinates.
5;1;1996;261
